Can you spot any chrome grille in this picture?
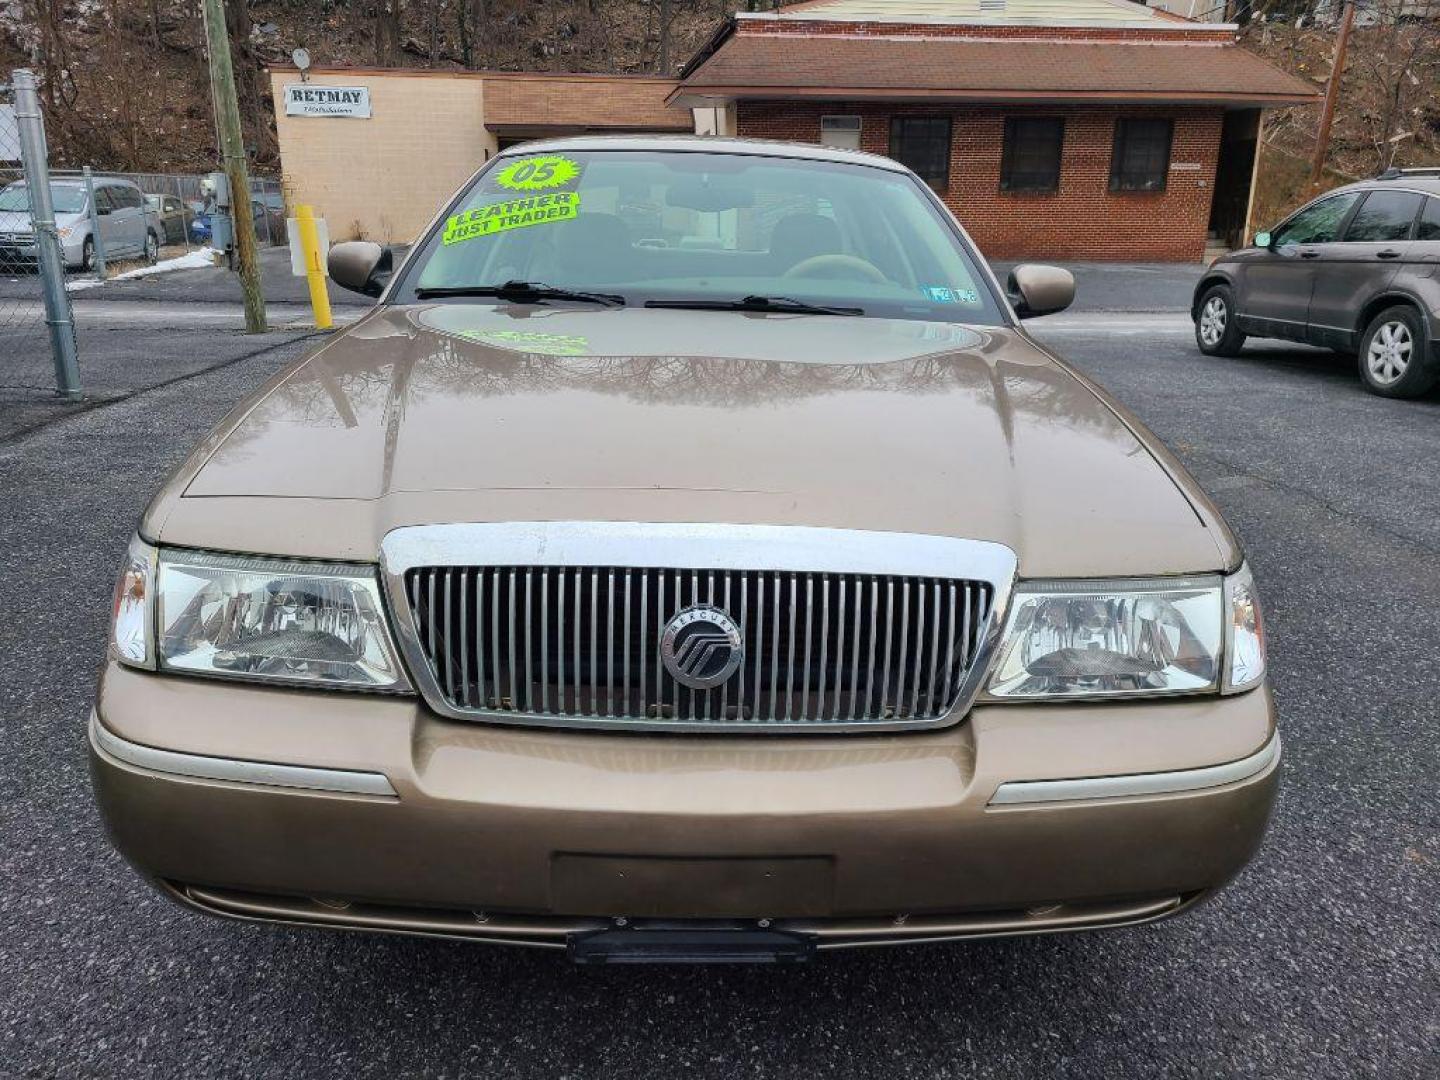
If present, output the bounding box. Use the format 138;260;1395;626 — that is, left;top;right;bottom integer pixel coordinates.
403;566;993;728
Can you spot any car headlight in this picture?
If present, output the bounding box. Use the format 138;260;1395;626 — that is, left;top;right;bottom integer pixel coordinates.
109;538;410;692
986;568;1264;700
57;225;74;239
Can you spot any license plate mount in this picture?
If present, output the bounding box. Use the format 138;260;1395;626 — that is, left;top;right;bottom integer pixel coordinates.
567;926;815;965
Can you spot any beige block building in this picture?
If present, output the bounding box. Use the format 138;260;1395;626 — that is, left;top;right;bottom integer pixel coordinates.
269;67;700;243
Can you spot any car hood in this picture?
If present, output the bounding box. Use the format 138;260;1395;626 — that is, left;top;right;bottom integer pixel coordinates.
150;304;1233;577
0;211;34;233
0;209;85;231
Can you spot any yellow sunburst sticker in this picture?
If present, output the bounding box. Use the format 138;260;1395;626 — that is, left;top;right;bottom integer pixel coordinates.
494;155;581;192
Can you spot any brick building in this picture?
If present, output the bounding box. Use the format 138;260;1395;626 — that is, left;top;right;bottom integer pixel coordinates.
669;0;1319;261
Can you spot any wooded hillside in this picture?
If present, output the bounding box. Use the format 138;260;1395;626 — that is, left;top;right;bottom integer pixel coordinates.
1;0;1437;205
0;0;737;171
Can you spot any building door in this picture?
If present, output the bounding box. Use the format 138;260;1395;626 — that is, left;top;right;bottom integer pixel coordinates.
1207;109;1259;250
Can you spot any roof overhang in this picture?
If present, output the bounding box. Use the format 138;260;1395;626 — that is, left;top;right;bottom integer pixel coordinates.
672;26;1320;110
669;87;1317;109
732;10;1239;30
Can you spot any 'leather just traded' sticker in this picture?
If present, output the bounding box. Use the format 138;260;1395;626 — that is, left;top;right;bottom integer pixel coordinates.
441;192;582;246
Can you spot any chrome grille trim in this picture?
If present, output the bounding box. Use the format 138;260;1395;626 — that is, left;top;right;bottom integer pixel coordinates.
381;523;1017;734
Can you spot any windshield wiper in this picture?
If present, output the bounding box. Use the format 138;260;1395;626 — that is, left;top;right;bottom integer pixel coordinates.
414;280;625;306
645;294;863;316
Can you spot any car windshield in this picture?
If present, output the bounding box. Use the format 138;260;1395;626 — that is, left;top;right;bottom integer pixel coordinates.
0;183;87;215
401;149;1002;324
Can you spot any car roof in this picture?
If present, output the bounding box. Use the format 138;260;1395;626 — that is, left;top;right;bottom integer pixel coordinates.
492;134;911;173
1324;173;1440;198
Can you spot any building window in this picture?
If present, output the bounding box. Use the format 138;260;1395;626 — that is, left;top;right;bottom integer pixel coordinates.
1109;118;1173;192
820;116;862;151
1000;117;1064;193
889;116;952;188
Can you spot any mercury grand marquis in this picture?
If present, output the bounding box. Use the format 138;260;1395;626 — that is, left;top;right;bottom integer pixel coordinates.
92;137;1276;964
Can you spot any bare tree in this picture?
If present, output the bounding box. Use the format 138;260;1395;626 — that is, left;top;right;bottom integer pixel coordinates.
583;0;615;71
427;0;443;65
222;0;276;162
1346;0;1440;170
19;0;78;114
456;0;473;66
374;0;403;66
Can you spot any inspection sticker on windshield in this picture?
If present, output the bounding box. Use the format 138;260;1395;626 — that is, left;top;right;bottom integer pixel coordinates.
923;285;979;304
442;192;582;245
461;329;591;356
492;154;582;192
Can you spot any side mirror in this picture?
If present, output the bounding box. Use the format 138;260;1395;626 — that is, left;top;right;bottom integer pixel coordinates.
1007;264;1075;319
1253;231;1273;249
328;241;393;298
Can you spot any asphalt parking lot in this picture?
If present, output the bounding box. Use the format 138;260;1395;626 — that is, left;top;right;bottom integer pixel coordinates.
1;262;1436;1078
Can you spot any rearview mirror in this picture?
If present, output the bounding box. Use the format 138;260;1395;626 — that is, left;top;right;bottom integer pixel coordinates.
666;179;755;213
1007;264;1074;319
1253;231;1272;249
328;241;393;298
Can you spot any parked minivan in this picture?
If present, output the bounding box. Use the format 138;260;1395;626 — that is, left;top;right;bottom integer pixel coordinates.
0;177;160;272
1193;169;1440;398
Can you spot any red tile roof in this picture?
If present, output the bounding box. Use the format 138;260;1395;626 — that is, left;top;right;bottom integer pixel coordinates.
484;74;691;132
674;33;1319;107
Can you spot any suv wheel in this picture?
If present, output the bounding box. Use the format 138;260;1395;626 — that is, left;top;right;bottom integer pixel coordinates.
143;230;160;264
1358;306;1436;399
1195;284;1246;357
81;237;96;273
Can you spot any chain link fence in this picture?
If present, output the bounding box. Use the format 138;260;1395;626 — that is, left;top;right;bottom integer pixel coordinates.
0;70;80;397
1;65;289;400
40;170;288;253
1;169;288;258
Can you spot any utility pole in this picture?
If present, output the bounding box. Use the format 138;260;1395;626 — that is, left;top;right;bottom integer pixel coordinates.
202;0;266;333
1309;1;1355;190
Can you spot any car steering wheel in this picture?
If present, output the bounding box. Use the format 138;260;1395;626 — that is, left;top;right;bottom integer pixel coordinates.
782;253;889;284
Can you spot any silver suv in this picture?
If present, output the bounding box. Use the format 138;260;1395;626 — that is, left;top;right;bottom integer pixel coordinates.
1193;169;1440;398
0;177;160;272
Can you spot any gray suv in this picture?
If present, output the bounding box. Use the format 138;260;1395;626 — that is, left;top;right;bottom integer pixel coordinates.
1193;169;1440;398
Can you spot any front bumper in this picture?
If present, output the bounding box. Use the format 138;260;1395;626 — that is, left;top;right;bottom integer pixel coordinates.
91;661;1279;950
0;239;37;265
0;236;85;266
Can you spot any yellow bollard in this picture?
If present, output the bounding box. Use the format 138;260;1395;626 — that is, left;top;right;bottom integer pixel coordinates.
296;204;333;330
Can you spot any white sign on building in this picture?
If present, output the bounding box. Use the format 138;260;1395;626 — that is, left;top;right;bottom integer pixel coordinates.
283;84;371;119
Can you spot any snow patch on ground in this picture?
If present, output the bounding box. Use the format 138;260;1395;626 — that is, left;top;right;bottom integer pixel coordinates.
67;249;218;291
